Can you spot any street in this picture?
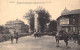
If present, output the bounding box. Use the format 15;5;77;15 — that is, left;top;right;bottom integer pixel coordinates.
0;35;80;50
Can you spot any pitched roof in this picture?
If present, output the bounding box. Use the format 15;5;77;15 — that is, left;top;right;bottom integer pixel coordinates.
61;8;80;15
69;9;80;14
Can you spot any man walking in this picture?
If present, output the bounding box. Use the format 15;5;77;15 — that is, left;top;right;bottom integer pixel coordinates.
14;32;19;43
10;28;15;44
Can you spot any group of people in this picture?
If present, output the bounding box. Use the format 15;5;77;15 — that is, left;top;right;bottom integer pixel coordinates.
55;30;80;47
10;32;18;43
9;29;19;44
57;30;80;45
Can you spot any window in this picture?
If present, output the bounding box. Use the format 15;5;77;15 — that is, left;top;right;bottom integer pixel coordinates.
73;27;76;32
73;19;75;24
60;18;69;25
62;27;68;32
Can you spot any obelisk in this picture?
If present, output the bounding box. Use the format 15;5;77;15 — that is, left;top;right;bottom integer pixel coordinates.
34;12;38;34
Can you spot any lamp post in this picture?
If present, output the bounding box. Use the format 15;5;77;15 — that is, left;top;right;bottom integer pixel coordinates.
46;23;50;32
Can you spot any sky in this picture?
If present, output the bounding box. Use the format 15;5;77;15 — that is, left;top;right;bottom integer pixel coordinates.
0;0;80;25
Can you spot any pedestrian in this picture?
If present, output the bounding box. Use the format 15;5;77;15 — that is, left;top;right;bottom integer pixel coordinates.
14;32;18;43
10;33;14;44
10;29;15;44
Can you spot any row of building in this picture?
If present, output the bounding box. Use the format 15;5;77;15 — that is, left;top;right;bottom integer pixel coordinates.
57;8;80;34
2;8;80;34
5;19;28;34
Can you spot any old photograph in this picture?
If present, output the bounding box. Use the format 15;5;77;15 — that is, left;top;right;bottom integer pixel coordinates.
0;0;80;50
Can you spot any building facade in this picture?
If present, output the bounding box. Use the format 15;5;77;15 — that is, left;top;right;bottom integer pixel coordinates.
57;8;80;34
5;19;28;34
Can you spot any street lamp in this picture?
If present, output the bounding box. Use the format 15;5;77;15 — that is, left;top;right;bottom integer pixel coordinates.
46;23;50;32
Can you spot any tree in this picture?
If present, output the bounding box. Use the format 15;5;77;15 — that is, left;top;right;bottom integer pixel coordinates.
24;10;34;33
48;20;57;32
3;27;9;34
0;26;9;34
35;8;51;32
24;7;51;33
0;26;4;34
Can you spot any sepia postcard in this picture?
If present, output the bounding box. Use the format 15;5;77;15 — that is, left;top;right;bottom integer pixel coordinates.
0;0;80;50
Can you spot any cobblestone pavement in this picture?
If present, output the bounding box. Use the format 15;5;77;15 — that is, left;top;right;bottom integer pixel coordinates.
0;35;80;50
